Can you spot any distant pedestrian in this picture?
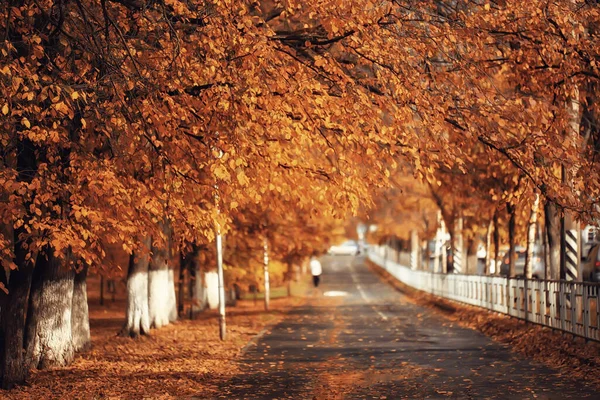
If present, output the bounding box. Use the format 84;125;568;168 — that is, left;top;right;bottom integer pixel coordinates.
310;254;322;287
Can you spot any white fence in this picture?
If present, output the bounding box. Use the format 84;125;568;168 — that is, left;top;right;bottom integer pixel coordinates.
369;246;600;342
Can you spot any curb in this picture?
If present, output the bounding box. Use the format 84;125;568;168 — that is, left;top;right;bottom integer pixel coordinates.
240;327;269;355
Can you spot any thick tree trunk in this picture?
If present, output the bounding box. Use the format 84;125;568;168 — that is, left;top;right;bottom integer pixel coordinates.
178;252;187;316
121;239;151;337
191;269;207;316
71;265;90;352
466;238;478;275
25;247;75;370
1;138;37;388
545;200;561;280
167;268;178;323
205;272;219;310
0;229;35;389
148;248;170;329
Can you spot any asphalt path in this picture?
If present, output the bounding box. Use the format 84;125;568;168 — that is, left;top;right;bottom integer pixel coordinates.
217;255;598;399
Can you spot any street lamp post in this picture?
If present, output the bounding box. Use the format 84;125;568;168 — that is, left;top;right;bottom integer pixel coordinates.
213;143;226;340
263;236;270;312
215;218;226;340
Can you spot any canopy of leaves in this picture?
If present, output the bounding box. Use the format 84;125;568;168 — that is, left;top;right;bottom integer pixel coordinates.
1;0;599;270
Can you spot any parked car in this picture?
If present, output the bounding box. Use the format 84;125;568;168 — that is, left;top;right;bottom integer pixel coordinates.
499;246;545;278
581;242;600;282
328;240;360;256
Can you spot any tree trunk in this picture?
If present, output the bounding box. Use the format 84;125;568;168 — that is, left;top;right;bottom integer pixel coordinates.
178;251;187;317
452;216;463;274
167;268;178;323
71;265;90;352
148;242;171;329
545;200;561;280
525;194;540;279
507;204;517;277
424;239;431;272
25;247;75;370
1;138;37;388
190;268;207;317
410;230;419;270
484;216;493;275
121;238;151;337
187;246;206;318
466;238;478;275
493;211;500;275
0;229;35;389
205;271;219;310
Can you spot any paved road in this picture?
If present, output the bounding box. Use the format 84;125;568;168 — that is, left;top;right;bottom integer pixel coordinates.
218;255;598;399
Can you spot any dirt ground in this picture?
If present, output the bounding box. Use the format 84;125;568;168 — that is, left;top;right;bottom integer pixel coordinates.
1;275;305;399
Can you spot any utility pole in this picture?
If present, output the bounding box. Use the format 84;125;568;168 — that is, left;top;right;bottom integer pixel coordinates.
263;236;270;311
215;220;226;340
213;142;226;340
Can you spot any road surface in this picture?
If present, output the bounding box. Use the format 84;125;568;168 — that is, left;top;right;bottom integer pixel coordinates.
218;255;598;399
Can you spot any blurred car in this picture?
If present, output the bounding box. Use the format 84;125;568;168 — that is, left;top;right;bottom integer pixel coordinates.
582;242;597;261
476;244;487;259
328;240;359;255
499;246;545;278
581;242;600;282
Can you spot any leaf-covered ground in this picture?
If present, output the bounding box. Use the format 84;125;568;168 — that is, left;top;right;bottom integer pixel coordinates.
367;260;600;390
2;279;304;399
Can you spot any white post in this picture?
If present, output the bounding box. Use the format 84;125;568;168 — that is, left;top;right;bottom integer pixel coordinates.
215;224;226;340
433;210;442;273
263;237;270;311
211;143;227;340
213;178;226;340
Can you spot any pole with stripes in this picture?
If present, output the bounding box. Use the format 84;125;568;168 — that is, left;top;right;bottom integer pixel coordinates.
564;229;579;282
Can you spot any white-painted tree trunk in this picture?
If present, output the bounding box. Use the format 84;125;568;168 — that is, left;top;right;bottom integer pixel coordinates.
148;260;170;329
453;216;463;274
205;272;219;310
525;193;540;278
25;248;75;369
121;238;151;337
71;266;90;352
191;269;208;314
410;230;419;270
167;268;178;322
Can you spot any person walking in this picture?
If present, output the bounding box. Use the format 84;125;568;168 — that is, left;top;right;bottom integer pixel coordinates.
310;253;322;288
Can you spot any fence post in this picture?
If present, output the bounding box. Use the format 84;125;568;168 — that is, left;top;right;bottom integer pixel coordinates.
506;278;511;316
570;282;577;338
560;282;566;333
524;277;528;322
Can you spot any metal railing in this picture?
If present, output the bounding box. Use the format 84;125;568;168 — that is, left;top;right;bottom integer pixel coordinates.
369;246;600;342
